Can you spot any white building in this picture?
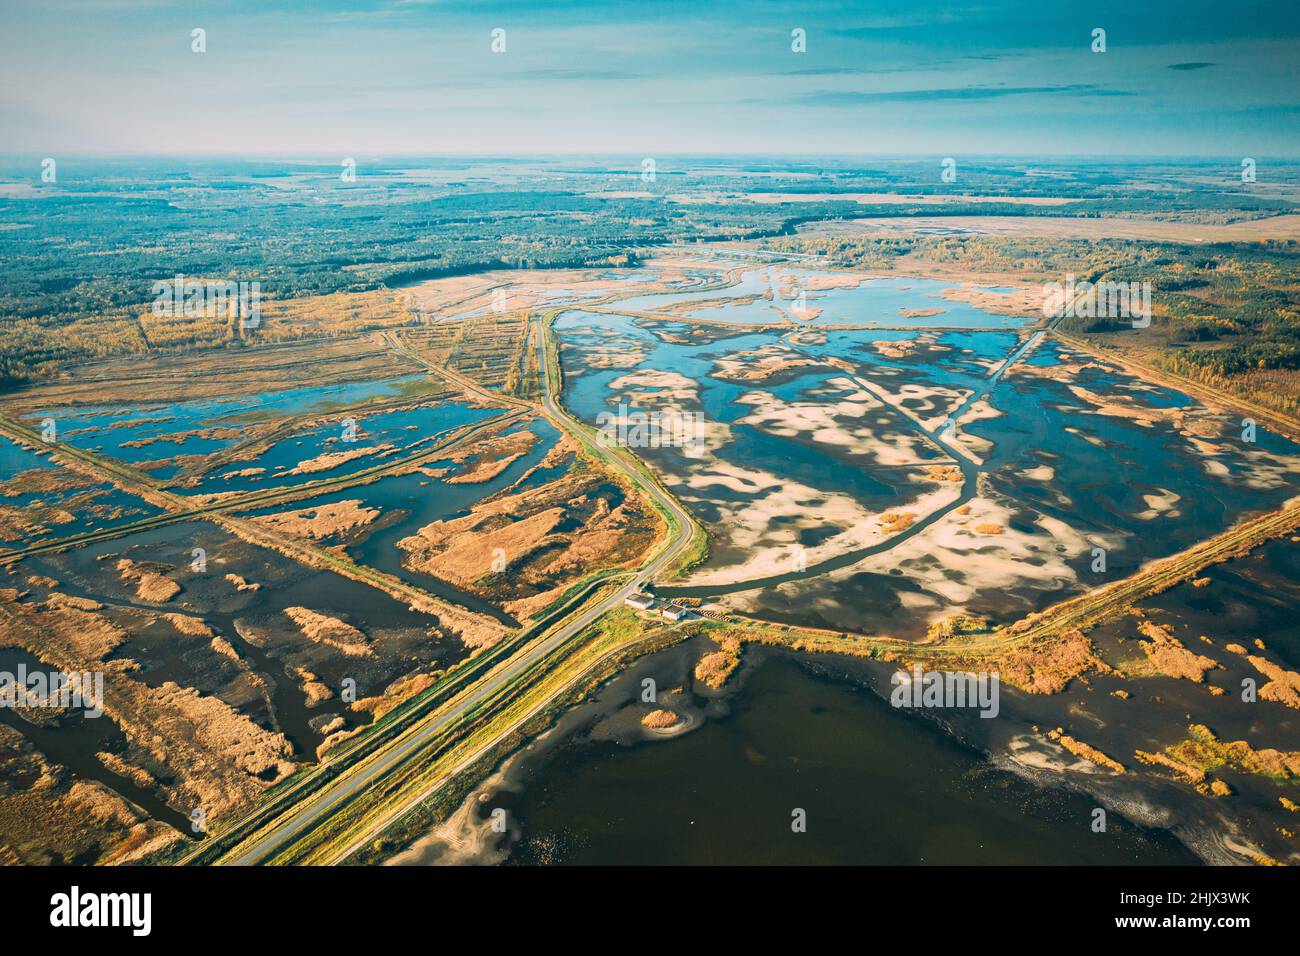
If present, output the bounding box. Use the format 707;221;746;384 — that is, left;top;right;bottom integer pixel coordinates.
624;592;655;610
660;604;687;621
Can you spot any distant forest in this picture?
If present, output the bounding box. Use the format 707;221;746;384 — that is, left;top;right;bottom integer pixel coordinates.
1;159;1297;387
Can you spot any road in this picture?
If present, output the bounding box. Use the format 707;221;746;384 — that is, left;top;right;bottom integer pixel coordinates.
207;265;1300;863
22;256;1296;864
218;315;699;864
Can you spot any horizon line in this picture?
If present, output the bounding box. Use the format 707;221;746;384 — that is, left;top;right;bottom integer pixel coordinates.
0;151;1290;163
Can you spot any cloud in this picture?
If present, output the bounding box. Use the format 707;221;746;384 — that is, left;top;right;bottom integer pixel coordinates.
784;85;1134;106
777;56;1014;77
779;67;869;76
513;69;644;81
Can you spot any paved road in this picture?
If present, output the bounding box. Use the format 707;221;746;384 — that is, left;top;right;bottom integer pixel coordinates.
225;275;1300;863
224;316;697;864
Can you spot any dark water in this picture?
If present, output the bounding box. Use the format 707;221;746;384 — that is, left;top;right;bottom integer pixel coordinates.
20;375;431;471
0;436;165;546
503;656;1198;865
34;519;455;757
0;648;193;835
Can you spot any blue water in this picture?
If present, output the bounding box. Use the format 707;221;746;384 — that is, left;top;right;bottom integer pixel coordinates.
556;306;1300;595
0;436;163;545
21;375;434;480
200;400;498;494
613;268;1031;328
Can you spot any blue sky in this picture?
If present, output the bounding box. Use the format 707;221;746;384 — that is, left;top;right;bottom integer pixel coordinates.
2;0;1297;156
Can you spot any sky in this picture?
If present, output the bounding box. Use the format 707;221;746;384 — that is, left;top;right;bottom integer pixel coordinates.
1;0;1298;156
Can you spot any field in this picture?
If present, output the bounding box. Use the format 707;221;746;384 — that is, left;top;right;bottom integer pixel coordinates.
1;155;1299;867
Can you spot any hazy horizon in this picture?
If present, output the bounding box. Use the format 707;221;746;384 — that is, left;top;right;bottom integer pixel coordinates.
4;151;1297;161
